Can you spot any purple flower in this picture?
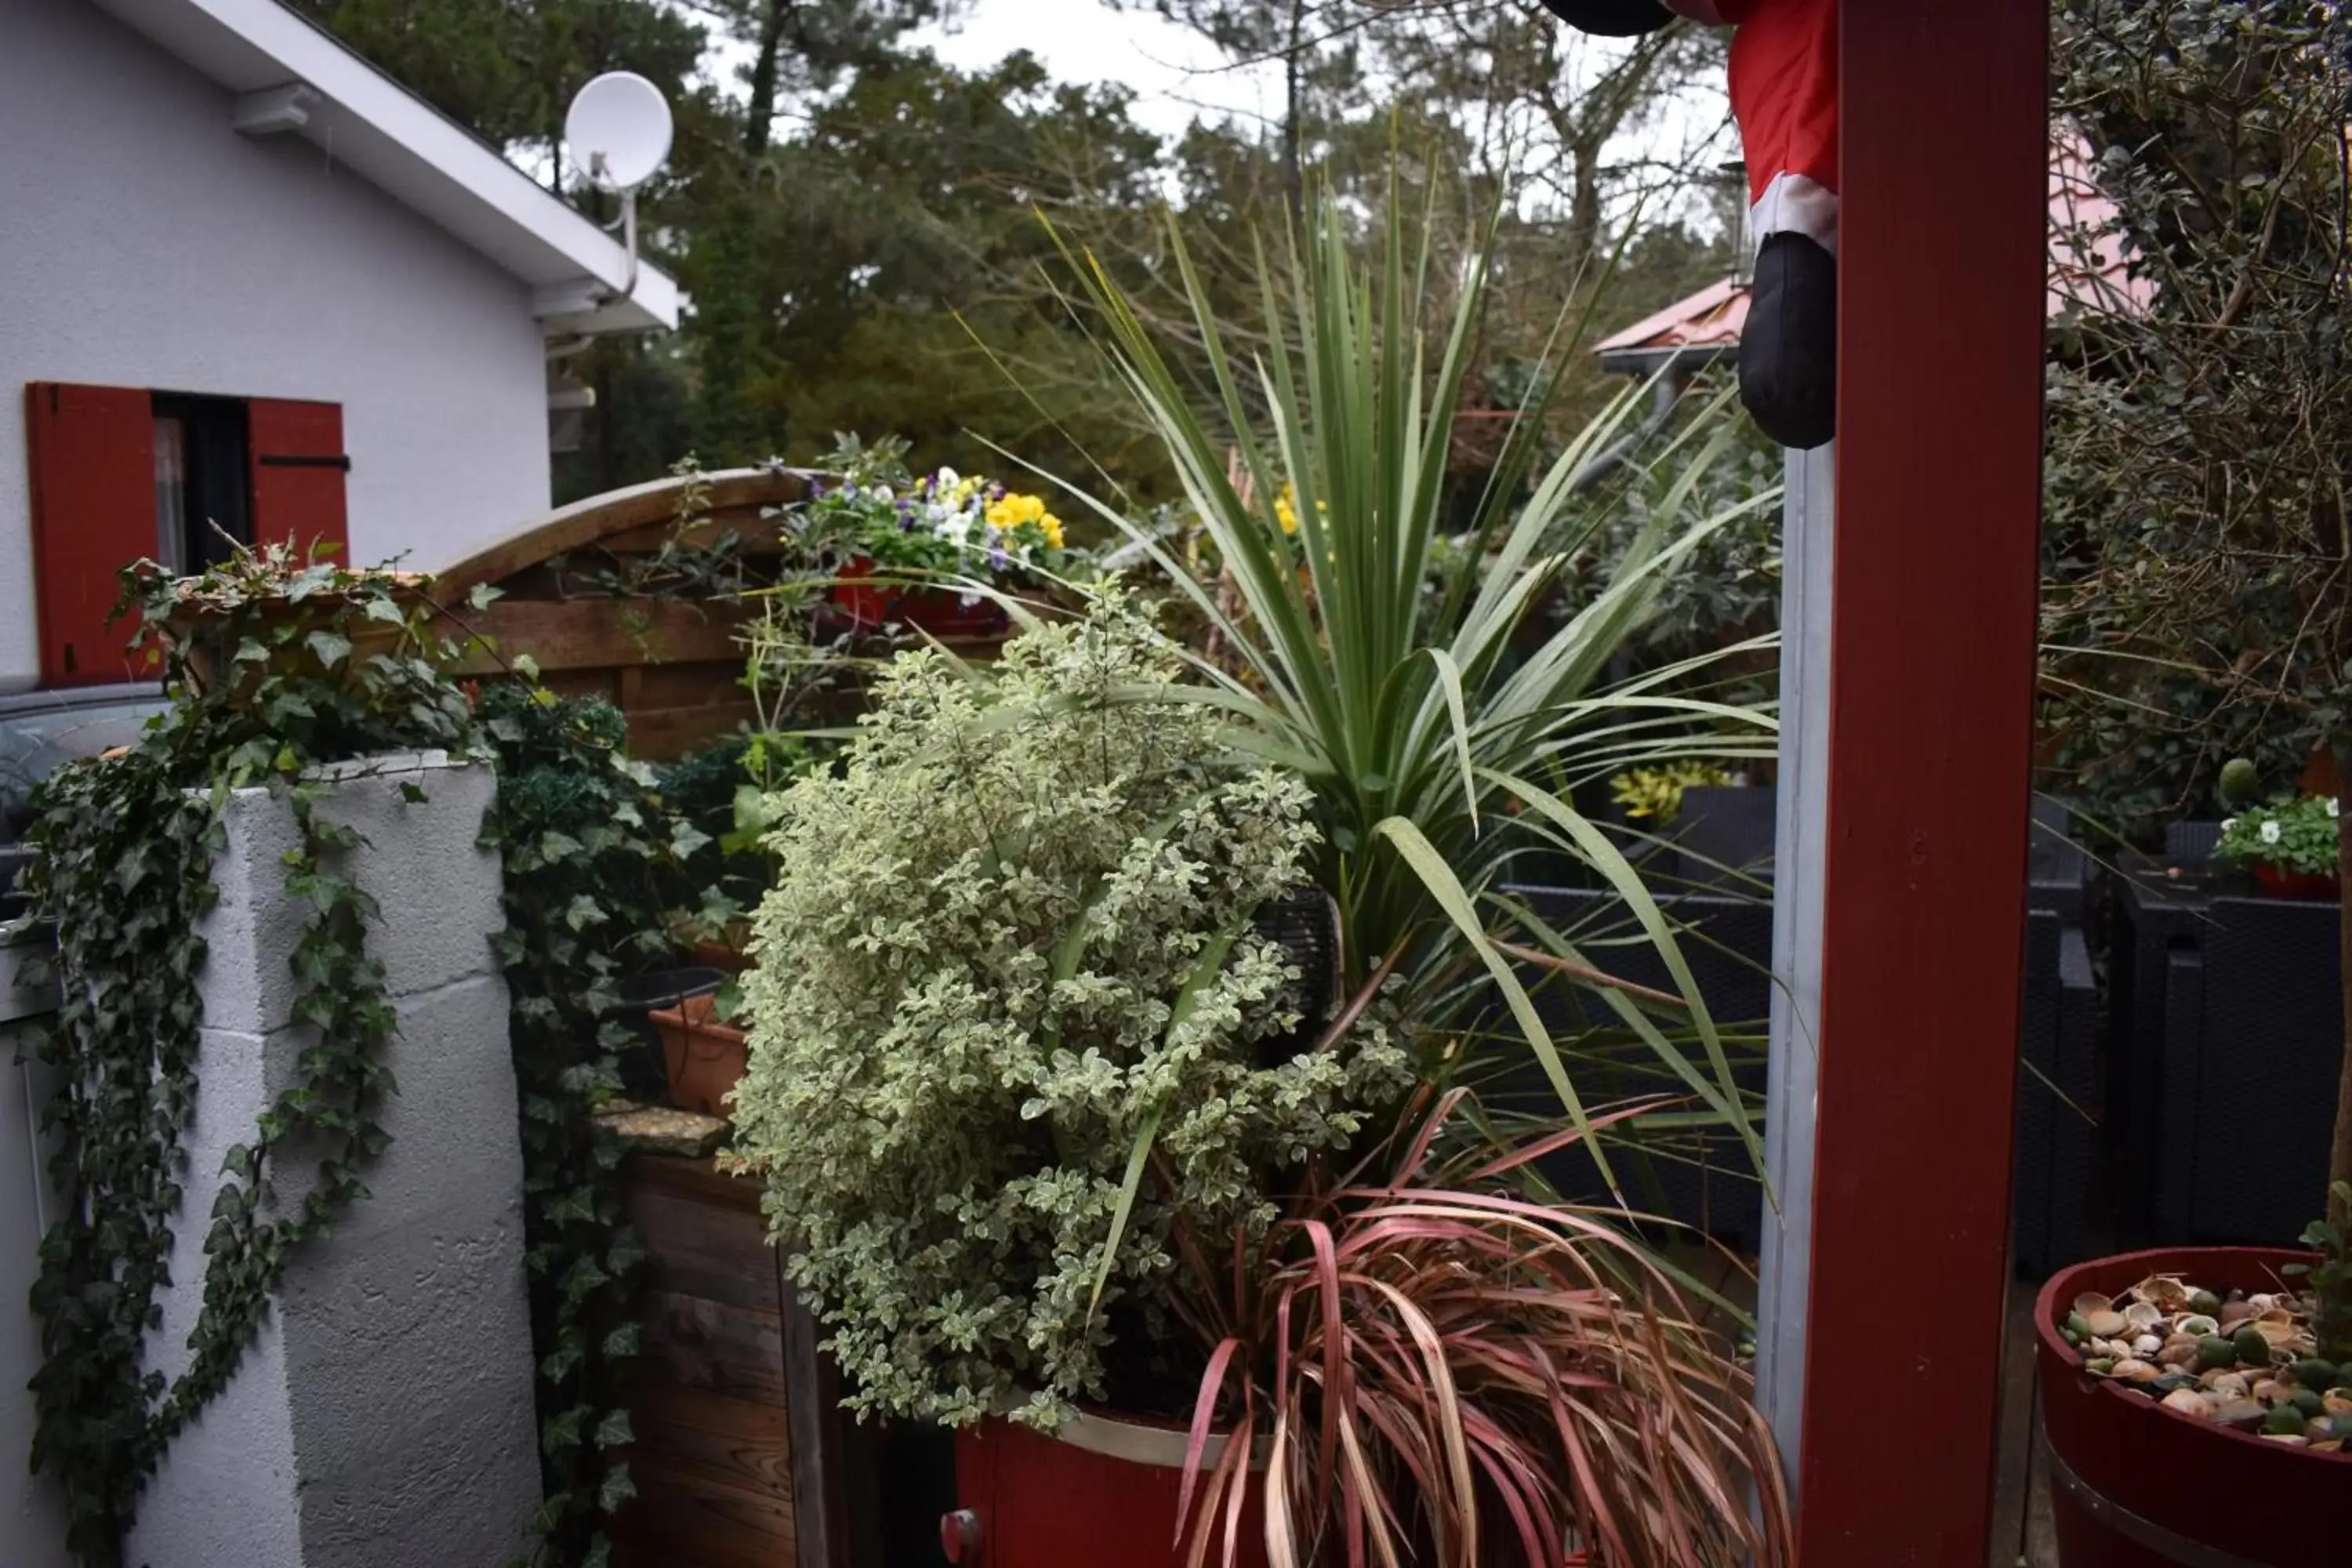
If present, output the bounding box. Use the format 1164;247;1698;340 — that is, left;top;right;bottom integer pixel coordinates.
989;544;1010;572
898;517;916;532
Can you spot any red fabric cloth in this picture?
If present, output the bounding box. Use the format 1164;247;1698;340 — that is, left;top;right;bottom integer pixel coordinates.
1722;0;1838;201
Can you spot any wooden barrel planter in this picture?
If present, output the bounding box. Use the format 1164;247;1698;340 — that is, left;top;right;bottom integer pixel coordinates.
2035;1247;2352;1566
948;1410;1267;1568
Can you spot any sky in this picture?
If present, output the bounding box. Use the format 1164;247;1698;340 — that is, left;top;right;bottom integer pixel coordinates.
912;1;1289;138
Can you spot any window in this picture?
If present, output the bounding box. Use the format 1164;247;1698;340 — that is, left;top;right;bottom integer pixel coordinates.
24;383;347;688
149;394;254;573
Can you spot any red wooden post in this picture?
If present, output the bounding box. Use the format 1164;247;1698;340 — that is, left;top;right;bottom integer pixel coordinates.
1791;3;2049;1562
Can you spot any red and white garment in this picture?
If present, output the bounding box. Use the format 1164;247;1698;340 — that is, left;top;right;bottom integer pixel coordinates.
1665;0;1838;258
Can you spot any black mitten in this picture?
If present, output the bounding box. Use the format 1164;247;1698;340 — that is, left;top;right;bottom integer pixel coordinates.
1741;230;1838;450
1536;0;1675;36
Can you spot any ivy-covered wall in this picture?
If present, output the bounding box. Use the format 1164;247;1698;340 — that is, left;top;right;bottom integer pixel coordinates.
125;753;540;1567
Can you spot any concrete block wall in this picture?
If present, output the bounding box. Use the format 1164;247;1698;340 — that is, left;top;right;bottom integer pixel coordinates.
129;752;541;1568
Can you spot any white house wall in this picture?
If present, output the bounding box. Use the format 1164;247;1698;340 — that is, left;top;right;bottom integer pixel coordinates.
0;0;554;693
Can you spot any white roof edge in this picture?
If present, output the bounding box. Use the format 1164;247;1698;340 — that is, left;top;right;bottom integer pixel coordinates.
91;0;680;334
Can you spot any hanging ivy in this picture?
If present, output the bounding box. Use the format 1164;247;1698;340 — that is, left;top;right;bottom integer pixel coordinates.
21;547;477;1563
477;682;713;1566
19;545;732;1566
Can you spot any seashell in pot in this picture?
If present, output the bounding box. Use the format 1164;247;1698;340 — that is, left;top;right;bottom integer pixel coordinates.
2161;1388;2216;1419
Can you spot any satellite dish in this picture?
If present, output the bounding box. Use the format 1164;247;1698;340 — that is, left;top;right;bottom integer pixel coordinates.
564;71;673;194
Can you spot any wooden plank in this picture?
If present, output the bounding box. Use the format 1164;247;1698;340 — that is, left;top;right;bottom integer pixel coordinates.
600;504;804;556
1987;1275;2042;1568
630;1382;793;1498
1794;5;2049;1566
641;1289;788;1406
630;659;752;710
627;701;760;761
628;1187;779;1312
434;598;750;675
613;1453;797;1568
631;1154;765;1211
434;468;811;594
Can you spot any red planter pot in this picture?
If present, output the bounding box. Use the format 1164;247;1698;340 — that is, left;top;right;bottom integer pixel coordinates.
949;1411;1267;1568
2035;1247;2351;1567
832;557;1008;638
2253;863;2338;900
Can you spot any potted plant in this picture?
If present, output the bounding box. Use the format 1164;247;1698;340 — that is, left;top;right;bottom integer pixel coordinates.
725;590;1789;1565
789;437;1069;639
2216;794;2339;900
143;541;434;700
645;989;747;1118
2031;3;2352;1554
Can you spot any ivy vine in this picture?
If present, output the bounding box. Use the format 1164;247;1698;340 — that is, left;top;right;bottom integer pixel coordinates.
19;545;739;1567
22;546;476;1563
477;683;695;1566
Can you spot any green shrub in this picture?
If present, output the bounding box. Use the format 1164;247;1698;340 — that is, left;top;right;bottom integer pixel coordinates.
725;595;1410;1425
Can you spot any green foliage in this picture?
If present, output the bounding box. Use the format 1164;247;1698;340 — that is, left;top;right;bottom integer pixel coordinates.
1054;180;1775;1179
22;545;475;1563
2040;0;2352;837
2291;1183;2352;1367
1610;760;1737;827
2215;796;2339;879
21;539;717;1565
724;597;1412;1425
476;682;712;1564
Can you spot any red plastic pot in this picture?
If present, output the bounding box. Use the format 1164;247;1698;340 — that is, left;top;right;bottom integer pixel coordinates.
948;1410;1267;1568
2253;863;2338;900
2035;1247;2351;1567
831;557;1008;638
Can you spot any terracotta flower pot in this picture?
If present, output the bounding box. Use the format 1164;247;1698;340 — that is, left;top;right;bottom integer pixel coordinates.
948;1410;1267;1568
2035;1246;2351;1568
647;991;747;1119
2253;863;2337;901
691;938;753;975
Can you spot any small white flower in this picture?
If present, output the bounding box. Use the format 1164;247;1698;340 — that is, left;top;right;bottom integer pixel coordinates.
2220;818;2238;834
2329;798;2340;818
2260;819;2282;845
872;485;895;503
935;466;962;488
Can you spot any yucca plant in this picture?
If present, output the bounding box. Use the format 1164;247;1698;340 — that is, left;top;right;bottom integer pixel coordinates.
1171;1092;1794;1568
1044;181;1780;1183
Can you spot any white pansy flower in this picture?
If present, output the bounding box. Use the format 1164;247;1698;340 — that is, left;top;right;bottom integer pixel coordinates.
2330;798;2340;818
935;466;962;488
872;485;895;503
2220;818;2238;833
2260;819;2282;845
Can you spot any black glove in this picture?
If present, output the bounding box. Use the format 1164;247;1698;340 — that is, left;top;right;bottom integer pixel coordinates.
1535;0;1675;36
1740;230;1837;450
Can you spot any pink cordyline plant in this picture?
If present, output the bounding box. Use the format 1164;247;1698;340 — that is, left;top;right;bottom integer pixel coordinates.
1168;1093;1794;1568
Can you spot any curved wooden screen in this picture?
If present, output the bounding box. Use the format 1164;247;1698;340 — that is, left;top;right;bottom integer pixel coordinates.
426;467;811;759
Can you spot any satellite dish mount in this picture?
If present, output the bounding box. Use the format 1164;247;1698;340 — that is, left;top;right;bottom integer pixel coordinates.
563;71;674;312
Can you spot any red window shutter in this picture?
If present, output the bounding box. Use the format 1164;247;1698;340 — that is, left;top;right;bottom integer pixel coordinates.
25;382;160;688
247;398;350;561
